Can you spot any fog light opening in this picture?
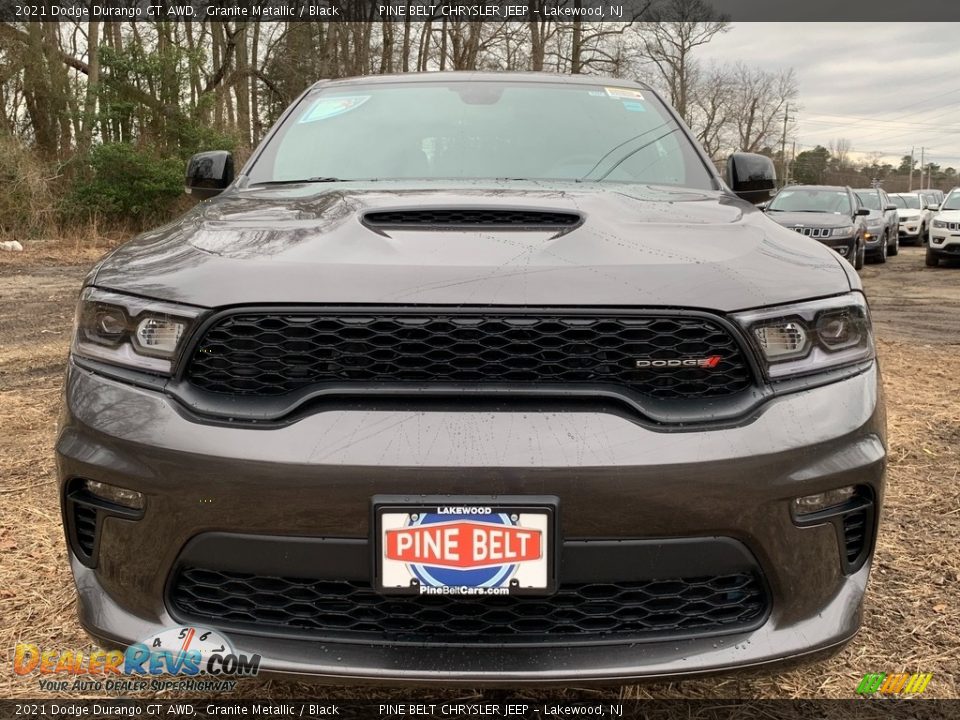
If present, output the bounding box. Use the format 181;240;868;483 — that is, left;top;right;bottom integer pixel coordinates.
82;479;145;510
793;485;856;516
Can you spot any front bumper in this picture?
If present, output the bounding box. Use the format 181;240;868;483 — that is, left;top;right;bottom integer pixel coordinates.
899;221;921;238
864;231;884;255
929;229;960;258
818;237;855;259
56;362;886;684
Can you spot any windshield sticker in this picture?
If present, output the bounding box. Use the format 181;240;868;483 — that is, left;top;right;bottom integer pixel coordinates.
298;95;370;123
605;87;645;100
622;100;647;112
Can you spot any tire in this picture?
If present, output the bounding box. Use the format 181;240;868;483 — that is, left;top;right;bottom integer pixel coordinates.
854;241;865;270
876;233;887;263
925;248;939;267
889;231;899;256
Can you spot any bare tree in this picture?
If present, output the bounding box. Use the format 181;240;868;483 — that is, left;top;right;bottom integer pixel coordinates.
829;138;853;171
731;64;797;153
632;0;729;124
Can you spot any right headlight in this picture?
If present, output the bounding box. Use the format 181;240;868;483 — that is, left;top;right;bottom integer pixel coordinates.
733;293;875;380
71;288;202;375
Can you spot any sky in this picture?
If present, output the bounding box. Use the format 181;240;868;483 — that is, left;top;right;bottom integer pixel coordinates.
696;23;960;169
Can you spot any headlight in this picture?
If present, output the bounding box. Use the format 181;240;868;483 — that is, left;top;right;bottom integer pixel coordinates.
933;220;947;229
72;288;202;374
831;226;855;237
733;293;874;380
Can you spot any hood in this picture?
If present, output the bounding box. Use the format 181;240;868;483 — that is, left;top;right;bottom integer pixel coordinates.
898;209;921;219
764;211;855;229
91;182;851;313
934;210;960;222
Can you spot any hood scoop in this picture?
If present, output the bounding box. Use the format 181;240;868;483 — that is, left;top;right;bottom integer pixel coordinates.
362;208;582;231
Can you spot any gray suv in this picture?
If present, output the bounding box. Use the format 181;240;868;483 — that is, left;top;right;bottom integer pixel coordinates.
854;187;900;262
763;185;871;269
57;73;885;685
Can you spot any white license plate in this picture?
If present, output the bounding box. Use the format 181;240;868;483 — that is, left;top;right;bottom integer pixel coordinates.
374;500;556;596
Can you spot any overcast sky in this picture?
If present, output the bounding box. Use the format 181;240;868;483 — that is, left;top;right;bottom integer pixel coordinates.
696;23;960;169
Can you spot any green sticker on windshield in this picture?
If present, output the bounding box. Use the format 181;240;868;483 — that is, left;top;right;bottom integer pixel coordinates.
298;95;370;123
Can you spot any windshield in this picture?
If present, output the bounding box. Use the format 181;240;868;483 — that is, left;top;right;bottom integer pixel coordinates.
245;81;713;189
891;194;921;209
854;191;881;211
942;192;960;211
768;188;852;214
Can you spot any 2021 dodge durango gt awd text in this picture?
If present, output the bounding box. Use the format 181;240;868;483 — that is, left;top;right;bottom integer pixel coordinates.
57;73;886;685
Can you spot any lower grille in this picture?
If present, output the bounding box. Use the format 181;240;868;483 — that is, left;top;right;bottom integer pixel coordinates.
842;509;868;563
170;567;768;644
73;504;98;556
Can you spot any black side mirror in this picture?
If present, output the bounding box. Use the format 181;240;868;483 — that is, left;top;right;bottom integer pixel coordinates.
185;151;234;199
884;205;898;212
855;208;870;216
727;153;776;205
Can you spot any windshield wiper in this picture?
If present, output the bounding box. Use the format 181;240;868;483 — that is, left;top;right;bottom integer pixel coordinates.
579;126;682;183
249;177;359;186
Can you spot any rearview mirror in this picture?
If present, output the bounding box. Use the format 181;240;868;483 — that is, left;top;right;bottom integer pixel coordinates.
185;151;234;199
855;208;870;216
726;153;776;205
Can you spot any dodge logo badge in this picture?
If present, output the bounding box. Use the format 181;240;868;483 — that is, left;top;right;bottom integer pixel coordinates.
636;355;722;369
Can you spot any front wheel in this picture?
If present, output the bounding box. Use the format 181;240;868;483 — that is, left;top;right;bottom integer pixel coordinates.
889;231;899;256
876;233;888;264
925;248;939;267
854;241;865;270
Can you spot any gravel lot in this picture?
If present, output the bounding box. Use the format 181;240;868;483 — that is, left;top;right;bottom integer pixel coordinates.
1;244;957;700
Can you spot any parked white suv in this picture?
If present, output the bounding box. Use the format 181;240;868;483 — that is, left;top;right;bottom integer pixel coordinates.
928;189;960;266
890;192;933;245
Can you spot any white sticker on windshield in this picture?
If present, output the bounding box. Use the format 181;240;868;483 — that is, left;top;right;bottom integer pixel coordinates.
605;87;645;100
298;95;370;123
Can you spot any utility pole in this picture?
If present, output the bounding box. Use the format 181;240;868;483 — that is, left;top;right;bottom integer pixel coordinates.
789;140;796;185
909;147;915;191
920;147;925;190
779;103;790;187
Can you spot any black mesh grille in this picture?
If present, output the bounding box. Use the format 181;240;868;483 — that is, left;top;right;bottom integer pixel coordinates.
185;311;754;399
843;509;868;563
170;568;768;643
363;209;581;229
73;504;97;556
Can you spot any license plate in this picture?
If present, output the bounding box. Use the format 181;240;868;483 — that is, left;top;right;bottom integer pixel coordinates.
373;496;557;596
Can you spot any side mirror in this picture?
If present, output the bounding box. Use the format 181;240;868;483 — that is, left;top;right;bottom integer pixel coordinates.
757;201;769;211
928;204;940;212
726;152;776;205
884;205;898;212
185;151;234;199
855;208;870;216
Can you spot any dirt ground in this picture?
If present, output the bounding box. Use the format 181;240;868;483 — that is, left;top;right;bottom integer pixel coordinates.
0;243;958;700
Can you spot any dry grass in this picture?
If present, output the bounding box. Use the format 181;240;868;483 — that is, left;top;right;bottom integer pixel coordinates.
0;256;958;700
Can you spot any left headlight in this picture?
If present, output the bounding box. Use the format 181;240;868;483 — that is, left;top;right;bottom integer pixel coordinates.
831;226;855;237
733;293;875;380
71;288;202;375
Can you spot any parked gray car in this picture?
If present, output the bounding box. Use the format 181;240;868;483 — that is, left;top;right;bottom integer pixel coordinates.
763;185;871;269
854;187;900;262
57;73;885;685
